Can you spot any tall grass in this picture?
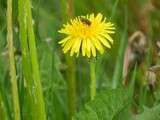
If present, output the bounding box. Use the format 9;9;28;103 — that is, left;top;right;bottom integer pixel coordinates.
7;0;21;119
18;0;46;119
0;92;8;120
112;5;128;89
0;0;160;120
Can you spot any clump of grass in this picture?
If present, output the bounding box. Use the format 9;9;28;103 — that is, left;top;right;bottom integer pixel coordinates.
18;0;46;119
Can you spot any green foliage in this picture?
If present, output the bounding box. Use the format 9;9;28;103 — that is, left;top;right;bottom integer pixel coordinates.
112;5;128;89
0;0;160;120
18;0;46;119
132;105;160;120
73;88;129;120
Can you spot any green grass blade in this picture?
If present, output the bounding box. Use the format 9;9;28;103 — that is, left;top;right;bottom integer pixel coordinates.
110;0;119;19
18;0;35;119
18;0;46;119
7;0;21;119
26;0;46;119
0;91;8;120
128;65;137;99
112;5;128;89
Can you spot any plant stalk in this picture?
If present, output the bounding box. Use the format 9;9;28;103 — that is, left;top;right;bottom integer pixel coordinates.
90;60;96;100
26;0;46;119
65;56;76;119
7;0;21;119
18;0;46;119
63;0;77;119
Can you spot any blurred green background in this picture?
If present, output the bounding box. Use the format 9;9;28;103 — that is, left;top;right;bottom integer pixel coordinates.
0;0;160;120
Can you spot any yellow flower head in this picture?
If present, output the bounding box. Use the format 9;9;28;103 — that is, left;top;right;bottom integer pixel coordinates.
58;13;115;58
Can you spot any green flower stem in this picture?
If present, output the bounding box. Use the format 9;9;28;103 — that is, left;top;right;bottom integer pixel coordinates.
62;0;76;119
90;60;96;100
65;56;76;119
7;0;21;119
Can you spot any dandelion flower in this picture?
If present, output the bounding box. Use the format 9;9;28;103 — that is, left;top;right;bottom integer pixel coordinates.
58;13;115;58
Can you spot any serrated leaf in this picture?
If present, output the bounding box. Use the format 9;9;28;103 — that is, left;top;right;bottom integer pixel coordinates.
73;88;129;120
132;104;160;120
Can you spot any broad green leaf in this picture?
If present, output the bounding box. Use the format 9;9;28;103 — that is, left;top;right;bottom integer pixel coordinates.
132;104;160;120
73;88;129;120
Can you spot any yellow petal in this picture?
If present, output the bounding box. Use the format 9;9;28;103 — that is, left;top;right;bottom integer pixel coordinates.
97;36;111;48
104;23;115;30
75;38;82;53
70;38;81;56
58;36;71;44
89;40;96;57
96;13;103;22
89;13;95;21
63;39;75;53
91;46;96;57
105;30;115;34
92;37;104;54
82;39;87;56
100;33;113;44
86;39;91;58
